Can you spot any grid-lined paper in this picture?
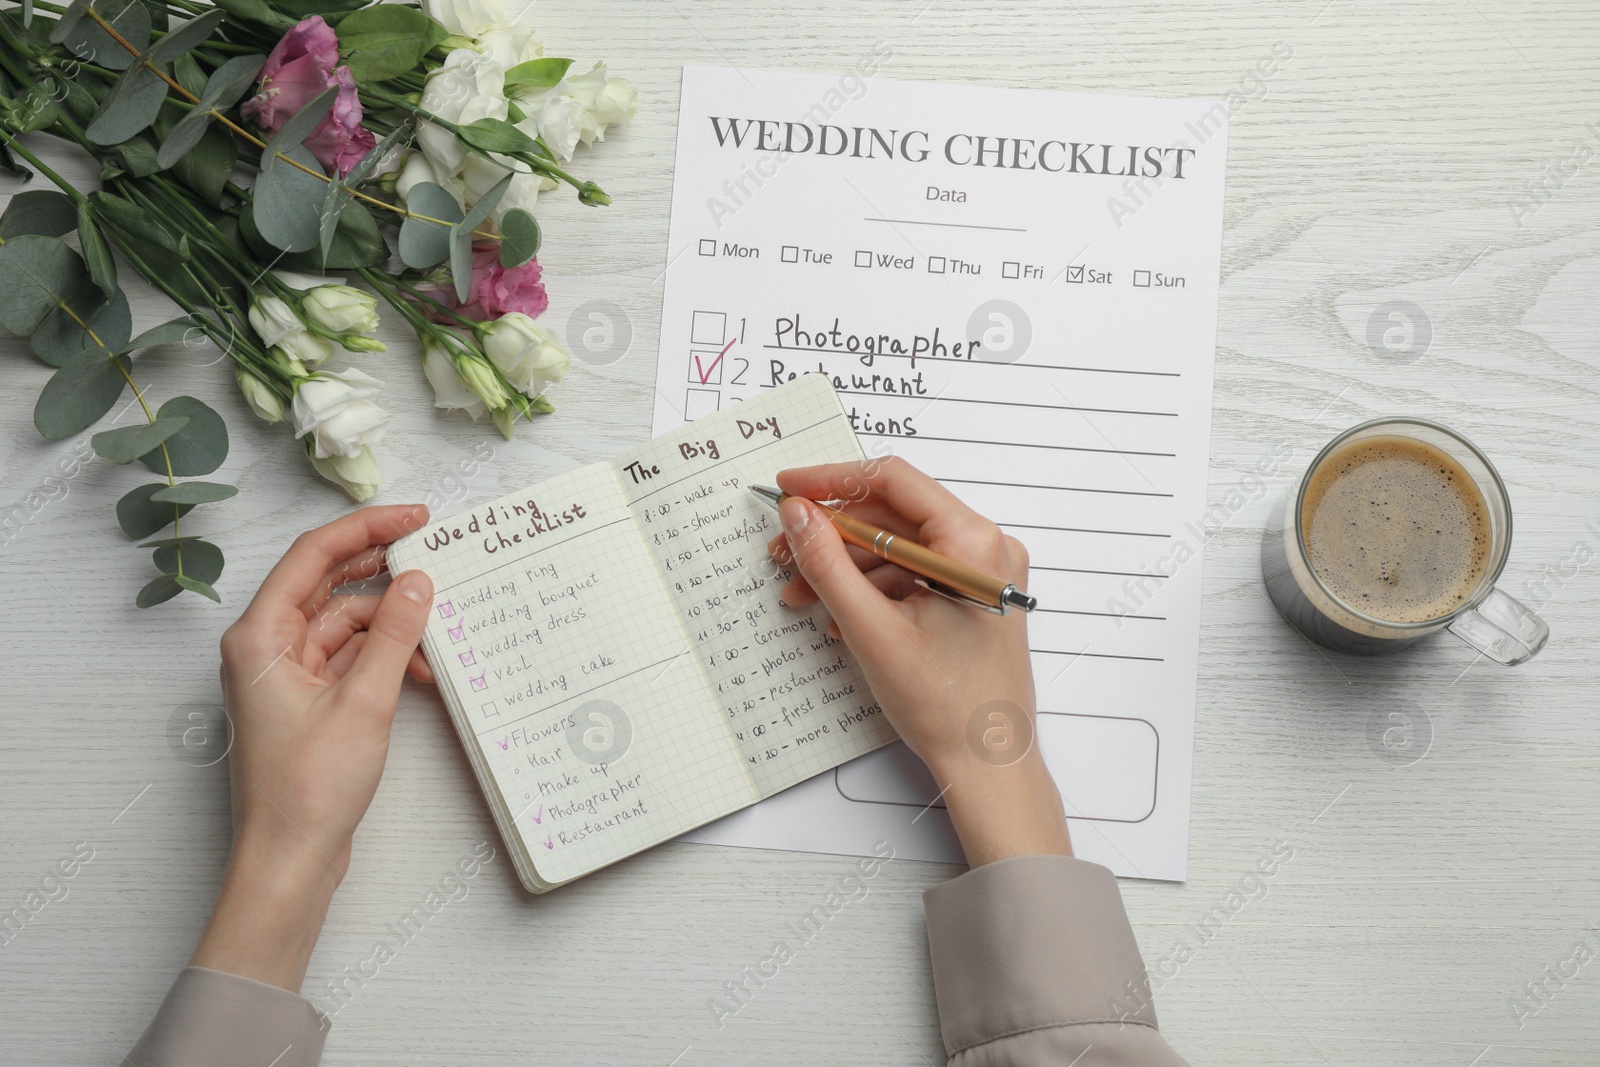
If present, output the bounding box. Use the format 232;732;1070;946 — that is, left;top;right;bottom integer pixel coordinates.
389;374;897;890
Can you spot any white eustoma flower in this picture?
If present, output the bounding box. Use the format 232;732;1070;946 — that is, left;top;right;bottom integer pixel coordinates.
477;27;542;70
494;171;542;224
310;448;384;502
249;296;334;366
270;269;340;291
291;368;392;460
564;61;638;138
302;285;380;337
423;0;508;38
418;50;509;177
512;63;637;162
422;337;487;419
481;312;570;397
396;150;468;210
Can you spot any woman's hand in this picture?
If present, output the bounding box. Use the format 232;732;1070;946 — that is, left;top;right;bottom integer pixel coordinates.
191;505;435;991
768;458;1072;868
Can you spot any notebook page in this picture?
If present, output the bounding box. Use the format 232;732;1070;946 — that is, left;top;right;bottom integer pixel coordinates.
617;373;899;797
387;462;752;886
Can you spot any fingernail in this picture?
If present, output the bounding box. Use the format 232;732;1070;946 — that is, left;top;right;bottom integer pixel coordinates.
395;570;431;603
780;497;810;536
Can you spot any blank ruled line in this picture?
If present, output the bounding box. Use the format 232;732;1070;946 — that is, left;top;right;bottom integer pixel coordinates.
1031;565;1172;579
859;432;1176;458
863;216;1026;232
999;522;1167;538
941;477;1173;499
1035;609;1167;621
761;344;1181;377
1031;649;1166;663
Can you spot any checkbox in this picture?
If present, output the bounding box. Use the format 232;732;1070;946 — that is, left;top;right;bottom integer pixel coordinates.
781;245;799;263
854;250;872;268
1065;265;1085;283
685;387;720;420
1002;261;1020;279
469;671;487;691
690;349;723;385
459;648;476;666
436;600;454;618
928;256;946;274
447;622;464;642
480;701;499;719
1133;270;1151;287
689;310;726;346
698;238;716;257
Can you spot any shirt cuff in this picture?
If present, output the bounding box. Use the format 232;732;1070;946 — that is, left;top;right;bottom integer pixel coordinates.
125;966;330;1067
922;854;1159;1057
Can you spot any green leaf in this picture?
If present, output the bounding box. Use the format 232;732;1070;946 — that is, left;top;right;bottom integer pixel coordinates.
168;123;237;205
0;234;84;335
87;62;167;145
150;481;237;505
49;0;90;41
35;349;130;440
60;0;150;71
210;0;295;33
146;7;223;62
92;415;189;463
451;172;510;301
173;51;205;97
77;201;117;297
88;190;182;253
115;133;162;177
136;573;183;607
269;0;366;15
5;83;59;134
498;208;540;267
455;117;537;156
157;53;263;172
174;574;221;602
118;482;195;538
139;394;228;476
126;316;198;352
273;86;336;152
266;200;387;271
397;181;461;270
32;287;130;367
316;122;408;262
251;142;326;253
336;4;448;82
136;535;202;548
154;538;224;582
503;57;571;93
0;191;77;239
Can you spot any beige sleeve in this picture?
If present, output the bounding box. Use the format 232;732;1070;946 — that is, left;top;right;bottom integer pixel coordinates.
922;855;1189;1067
123;966;329;1067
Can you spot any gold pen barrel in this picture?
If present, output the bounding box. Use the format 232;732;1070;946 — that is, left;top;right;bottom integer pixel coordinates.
809;499;1016;610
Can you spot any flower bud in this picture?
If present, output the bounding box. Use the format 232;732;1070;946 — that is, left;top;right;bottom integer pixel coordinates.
480;312;570;399
234;365;286;424
302;285;380;338
307;442;384;502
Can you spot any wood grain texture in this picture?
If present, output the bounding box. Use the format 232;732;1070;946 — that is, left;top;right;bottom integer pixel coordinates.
3;0;1598;1063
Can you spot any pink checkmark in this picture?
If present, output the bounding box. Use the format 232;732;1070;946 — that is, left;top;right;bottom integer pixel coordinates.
437;601;455;618
469;671;487;691
447;622;464;641
542;835;554;850
694;337;736;385
497;736;509;750
530;804;544;824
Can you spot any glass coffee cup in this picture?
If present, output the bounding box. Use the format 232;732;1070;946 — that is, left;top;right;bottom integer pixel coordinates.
1262;417;1549;663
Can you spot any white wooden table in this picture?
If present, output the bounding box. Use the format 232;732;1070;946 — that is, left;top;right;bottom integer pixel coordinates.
4;1;1599;1063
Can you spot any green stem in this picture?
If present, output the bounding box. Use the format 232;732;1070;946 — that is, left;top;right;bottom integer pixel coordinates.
0;128;84;201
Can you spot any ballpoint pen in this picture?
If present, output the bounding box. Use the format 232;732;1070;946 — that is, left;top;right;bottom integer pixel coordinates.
750;485;1037;615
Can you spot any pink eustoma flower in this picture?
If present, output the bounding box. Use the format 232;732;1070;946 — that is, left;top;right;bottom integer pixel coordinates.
242;16;375;177
419;247;549;323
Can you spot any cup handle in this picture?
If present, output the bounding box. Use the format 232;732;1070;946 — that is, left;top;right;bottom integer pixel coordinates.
1446;588;1550;665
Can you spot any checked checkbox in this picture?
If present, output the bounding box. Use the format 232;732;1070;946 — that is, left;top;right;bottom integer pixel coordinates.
1065;265;1085;284
459;648;476;666
469;671;488;691
447;622;464;641
436;600;454;618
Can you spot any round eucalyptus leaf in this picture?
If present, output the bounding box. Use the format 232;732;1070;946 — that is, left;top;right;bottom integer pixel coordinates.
498;208;541;267
154;538;224;583
87;64;167;145
34;351;129;440
0;234;87;335
136;573;183;608
117;482;195;539
92;415;190;464
174;574;221;602
139;395;228;476
63;0;150;71
150;481;237;505
0;191;77;239
252;143;329;253
32;283;129;367
398;181;462;270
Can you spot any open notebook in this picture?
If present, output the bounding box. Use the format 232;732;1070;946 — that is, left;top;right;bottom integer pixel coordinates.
388;373;899;891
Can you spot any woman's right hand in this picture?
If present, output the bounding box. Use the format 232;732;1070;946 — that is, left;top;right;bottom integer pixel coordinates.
767;456;1072;867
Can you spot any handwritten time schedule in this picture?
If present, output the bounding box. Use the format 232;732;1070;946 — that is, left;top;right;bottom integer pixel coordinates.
651;66;1230;881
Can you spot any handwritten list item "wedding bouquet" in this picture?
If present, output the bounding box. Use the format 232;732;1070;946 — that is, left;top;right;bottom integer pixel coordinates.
0;0;634;604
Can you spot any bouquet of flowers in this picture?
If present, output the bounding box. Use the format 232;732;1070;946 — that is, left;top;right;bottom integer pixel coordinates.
0;0;635;604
